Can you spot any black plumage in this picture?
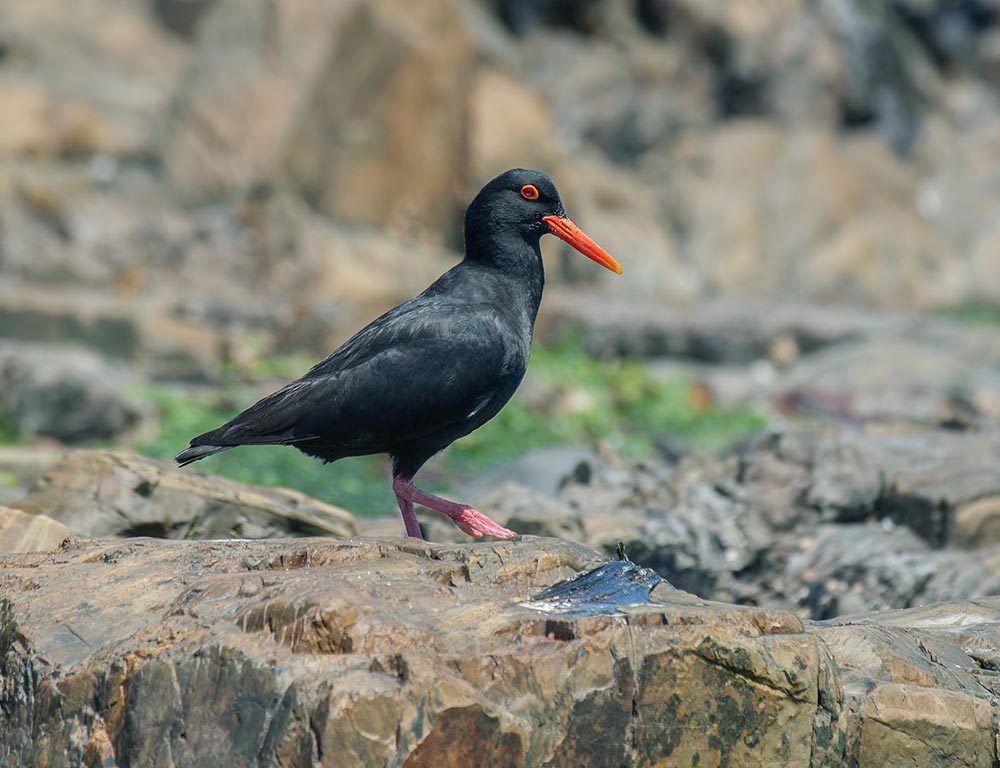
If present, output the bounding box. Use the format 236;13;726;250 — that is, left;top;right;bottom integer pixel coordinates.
177;169;621;539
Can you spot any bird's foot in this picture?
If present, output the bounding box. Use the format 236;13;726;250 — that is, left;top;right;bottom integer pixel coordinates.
393;475;517;540
447;506;517;539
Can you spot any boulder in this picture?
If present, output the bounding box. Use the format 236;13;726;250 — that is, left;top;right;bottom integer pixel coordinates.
0;0;189;158
0;505;72;553
161;0;473;235
0;445;65;506
416;422;1000;618
5;535;1000;766
13;450;357;540
0;342;147;444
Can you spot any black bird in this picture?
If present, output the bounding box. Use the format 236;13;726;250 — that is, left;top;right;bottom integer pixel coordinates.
176;169;622;539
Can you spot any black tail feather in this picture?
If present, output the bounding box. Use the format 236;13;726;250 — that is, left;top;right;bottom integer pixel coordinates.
175;444;229;467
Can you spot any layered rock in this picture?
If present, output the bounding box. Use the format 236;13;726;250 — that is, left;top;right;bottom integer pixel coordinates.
385;420;1000;621
3;535;1000;766
12;450;357;540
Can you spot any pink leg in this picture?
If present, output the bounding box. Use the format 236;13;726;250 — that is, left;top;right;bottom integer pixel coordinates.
395;493;424;539
392;475;517;539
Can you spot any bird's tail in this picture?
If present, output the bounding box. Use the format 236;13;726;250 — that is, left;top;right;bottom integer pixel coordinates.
175;444;229;467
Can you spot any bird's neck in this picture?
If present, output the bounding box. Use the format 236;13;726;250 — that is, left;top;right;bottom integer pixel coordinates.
463;233;545;316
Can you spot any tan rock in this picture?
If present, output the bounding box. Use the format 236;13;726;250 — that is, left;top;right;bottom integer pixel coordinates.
662;123;968;308
2;0;189;157
6;534;1000;765
550;155;693;299
0;76;115;159
0;536;843;767
0;506;72;553
857;684;994;768
953;496;1000;549
163;0;473;235
468;68;562;185
13;450;357;540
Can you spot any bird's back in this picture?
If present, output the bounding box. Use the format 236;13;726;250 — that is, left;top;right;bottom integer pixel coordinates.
178;262;538;467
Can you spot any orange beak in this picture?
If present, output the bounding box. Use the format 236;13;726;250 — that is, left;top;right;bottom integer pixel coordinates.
542;215;623;275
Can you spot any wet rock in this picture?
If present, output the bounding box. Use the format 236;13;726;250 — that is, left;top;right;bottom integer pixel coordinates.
0;342;147;444
784;523;1000;619
468;423;1000;618
13;450;357;540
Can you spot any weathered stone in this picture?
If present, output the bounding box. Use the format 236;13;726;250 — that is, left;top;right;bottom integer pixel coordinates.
13;450;357;540
857;684;994;768
163;0;473;235
0;0;189;158
433;422;1000;619
0;536;846;767
0;445;64;504
0;505;72;553
7;536;1000;766
0;342;147;444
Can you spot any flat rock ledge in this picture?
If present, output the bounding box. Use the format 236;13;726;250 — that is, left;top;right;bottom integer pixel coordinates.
2;537;1000;768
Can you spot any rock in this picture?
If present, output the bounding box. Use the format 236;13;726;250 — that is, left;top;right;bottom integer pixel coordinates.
545;155;692;299
659;123;967;308
0;342;147;444
539;297;1000;427
467;67;561;186
856;684;994;768
162;0;473;236
540;294;906;364
0;536;842;767
457;445;597;503
0;506;72;553
0;0;189;158
0;445;65;506
13;450;357;540
784;523;1000;619
151;0;219;39
0;77;108;159
467;423;1000;618
776;323;1000;425
804;429;1000;544
6;535;1000;765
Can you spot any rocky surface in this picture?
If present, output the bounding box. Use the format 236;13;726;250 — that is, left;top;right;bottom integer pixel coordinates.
2;2;999;763
0;506;71;554
12;450;357;540
0;0;999;379
4;535;1000;767
360;420;1000;622
0;342;148;444
540;295;1000;426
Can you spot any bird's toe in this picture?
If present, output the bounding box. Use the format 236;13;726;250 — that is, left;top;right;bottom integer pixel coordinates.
452;507;517;539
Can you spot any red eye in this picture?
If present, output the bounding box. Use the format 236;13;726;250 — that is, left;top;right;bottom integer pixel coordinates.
520;184;539;201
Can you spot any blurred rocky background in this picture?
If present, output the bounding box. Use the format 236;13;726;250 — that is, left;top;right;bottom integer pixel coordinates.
1;0;1000;619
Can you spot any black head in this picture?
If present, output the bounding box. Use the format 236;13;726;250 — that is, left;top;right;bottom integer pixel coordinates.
463;169;622;274
464;169;564;245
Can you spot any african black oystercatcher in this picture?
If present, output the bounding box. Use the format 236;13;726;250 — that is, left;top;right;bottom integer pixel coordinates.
176;169;622;539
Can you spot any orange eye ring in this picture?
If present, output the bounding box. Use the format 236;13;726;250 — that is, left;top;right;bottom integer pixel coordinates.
520;184;539;201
